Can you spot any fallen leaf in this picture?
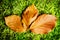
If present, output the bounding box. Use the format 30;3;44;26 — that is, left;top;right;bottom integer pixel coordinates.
30;14;56;34
22;4;38;29
5;15;26;32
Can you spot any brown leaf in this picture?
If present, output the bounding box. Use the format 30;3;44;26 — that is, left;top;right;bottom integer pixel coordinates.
5;15;26;32
22;4;38;29
30;14;56;34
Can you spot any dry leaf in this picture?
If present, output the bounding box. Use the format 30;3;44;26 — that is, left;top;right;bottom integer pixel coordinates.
22;4;38;29
30;14;56;34
5;15;26;32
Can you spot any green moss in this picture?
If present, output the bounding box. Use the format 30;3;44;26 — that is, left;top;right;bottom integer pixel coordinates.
0;0;60;40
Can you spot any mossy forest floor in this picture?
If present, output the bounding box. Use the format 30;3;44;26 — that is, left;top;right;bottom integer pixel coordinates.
0;0;60;40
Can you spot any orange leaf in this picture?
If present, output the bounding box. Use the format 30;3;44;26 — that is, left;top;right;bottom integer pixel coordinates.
22;4;38;29
30;14;56;34
5;15;25;32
